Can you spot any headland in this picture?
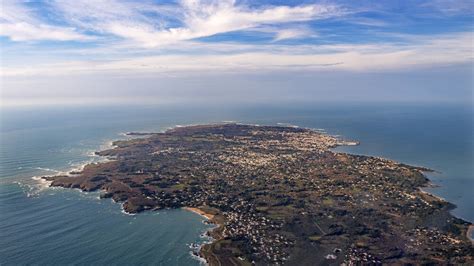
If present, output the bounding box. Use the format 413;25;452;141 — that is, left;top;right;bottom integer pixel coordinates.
44;123;473;265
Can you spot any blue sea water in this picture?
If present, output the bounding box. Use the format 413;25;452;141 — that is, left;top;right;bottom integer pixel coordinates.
0;103;472;264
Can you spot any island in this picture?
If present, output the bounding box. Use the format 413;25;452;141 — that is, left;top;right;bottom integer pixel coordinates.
43;123;473;265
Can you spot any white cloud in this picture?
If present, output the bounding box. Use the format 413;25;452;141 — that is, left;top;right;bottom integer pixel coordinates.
420;0;474;16
2;32;471;76
272;26;316;41
0;0;472;77
0;0;90;41
51;0;343;47
178;0;340;38
0;22;91;42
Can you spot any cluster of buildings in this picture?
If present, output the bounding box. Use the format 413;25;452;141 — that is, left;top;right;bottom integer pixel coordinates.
50;124;473;264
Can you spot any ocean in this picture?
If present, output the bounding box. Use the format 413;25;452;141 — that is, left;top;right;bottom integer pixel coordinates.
0;103;472;265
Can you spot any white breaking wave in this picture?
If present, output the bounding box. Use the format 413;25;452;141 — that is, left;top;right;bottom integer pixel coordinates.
27;176;53;197
277;122;299;128
120;202;136;216
19;136;117;197
33;167;62;173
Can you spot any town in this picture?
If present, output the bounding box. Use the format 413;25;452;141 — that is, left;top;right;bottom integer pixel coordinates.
45;123;473;265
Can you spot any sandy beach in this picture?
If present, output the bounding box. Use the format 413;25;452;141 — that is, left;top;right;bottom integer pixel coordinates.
467;225;474;244
183;207;215;220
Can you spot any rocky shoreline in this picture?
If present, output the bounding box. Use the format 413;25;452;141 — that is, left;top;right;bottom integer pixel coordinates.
43;123;473;265
183;206;228;265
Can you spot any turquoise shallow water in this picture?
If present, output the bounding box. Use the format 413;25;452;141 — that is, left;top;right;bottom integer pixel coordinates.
0;103;472;264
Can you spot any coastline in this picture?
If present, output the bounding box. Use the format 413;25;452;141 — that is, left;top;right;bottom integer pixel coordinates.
183;207;216;220
468;225;474;244
182;207;225;265
32;133;124;194
41;123;474;264
333;139;474;246
419;187;447;203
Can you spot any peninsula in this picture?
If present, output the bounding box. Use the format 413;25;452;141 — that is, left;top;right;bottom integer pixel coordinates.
44;124;473;265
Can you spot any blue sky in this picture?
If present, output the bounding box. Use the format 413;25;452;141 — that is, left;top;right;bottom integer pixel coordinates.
0;0;473;106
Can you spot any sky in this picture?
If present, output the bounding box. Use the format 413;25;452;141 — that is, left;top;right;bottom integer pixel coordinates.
0;0;473;106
